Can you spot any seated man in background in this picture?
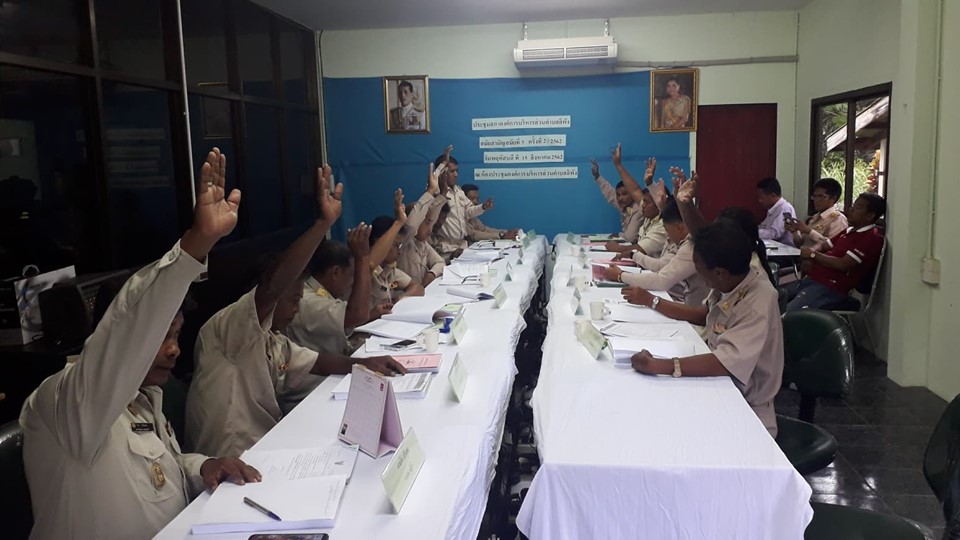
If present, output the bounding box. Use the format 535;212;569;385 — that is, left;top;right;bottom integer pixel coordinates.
589;157;643;244
368;189;426;307
432;151;492;260
604;200;708;307
398;163;447;287
785;177;848;252
286;225;381;357
605;147;667;256
461;183;520;242
757;177;798;246
627;220;784;438
187;166;406;458
786;192;886;312
20;148;262;539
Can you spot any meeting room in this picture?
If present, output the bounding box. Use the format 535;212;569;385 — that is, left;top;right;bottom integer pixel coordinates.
1;0;958;538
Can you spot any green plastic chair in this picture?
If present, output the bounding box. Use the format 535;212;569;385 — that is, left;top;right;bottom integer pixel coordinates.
805;393;960;539
776;309;854;476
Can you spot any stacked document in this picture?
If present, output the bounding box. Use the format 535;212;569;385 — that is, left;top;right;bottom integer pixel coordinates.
595;321;683;340
240;444;360;483
381;296;456;324
331;372;433;400
442;262;490;284
455;250;503;264
393;353;443;373
447;286;494;301
607;336;696;367
354;319;431;340
607;303;675;324
191;476;346;535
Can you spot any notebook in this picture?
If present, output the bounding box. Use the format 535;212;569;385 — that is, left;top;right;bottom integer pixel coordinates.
607;336;696;367
331;372;433;400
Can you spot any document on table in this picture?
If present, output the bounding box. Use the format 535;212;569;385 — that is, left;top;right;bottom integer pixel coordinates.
332;372;433;400
606;336;696;367
354;319;431;340
447;286;494;300
240;444;360;482
191;476;346;535
381;296;456;324
594;321;682;340
607;303;675;324
442;262;489;284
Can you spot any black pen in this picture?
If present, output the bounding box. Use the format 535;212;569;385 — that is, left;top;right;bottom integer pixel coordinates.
243;497;282;521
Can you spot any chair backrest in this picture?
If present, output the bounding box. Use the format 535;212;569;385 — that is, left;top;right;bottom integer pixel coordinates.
161;375;189;447
0;420;33;539
850;236;887;311
924;394;960;536
781;309;855;398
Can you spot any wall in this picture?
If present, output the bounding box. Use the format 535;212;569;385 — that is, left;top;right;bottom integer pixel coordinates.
320;12;799;195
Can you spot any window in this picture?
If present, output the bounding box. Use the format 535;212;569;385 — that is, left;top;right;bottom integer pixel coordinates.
810;83;891;211
0;0;85;64
94;0;168;80
242;103;284;235
235;0;276;99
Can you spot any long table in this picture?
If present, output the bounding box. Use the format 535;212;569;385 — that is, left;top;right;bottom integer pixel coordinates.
156;237;549;540
516;235;813;540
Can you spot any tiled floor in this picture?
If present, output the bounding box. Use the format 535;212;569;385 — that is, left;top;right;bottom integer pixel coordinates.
775;352;949;537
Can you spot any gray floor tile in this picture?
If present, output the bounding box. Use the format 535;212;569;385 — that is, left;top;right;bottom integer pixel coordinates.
859;466;933;497
883;494;945;530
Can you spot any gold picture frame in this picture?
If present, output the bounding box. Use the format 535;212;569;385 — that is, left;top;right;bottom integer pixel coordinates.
383;75;430;134
650;68;699;133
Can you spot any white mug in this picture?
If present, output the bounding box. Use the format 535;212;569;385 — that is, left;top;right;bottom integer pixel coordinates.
590;301;611;321
418;327;440;353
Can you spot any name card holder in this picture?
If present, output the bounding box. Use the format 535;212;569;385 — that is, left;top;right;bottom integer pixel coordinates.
381;428;425;513
448;353;469;402
338;365;403;458
575;319;607;359
492;284;507;309
570;288;583;316
450;309;468;344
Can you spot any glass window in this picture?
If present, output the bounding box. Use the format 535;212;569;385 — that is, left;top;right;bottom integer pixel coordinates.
101;82;180;267
181;0;230;94
0;67;95;277
815;102;848;208
284;111;316;225
94;0;167;80
279;24;308;104
0;0;85;64
235;0;276;99
243;104;284;235
187;94;242;242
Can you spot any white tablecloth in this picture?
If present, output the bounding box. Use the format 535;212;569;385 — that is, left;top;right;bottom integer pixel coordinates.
516;235;813;540
765;239;802;258
155;237;549;540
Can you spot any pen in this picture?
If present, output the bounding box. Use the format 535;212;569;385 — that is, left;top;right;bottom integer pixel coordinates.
243;497;282;521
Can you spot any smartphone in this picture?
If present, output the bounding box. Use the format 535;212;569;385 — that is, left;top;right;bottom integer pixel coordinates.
382;339;416;350
783;212;793;222
248;535;329;540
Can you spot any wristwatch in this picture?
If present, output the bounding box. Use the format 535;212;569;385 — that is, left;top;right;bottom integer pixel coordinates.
498;231;506;239
650;296;660;310
672;357;682;378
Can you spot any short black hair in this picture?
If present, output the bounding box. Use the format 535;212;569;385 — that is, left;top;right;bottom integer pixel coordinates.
615;181;625;190
461;184;479;193
717;206;776;284
369;216;395;245
659;198;683;224
858;192;886;219
813;178;842;201
397;80;413;93
433;154;459;168
309;240;352;276
693;220;753;275
757;177;782;196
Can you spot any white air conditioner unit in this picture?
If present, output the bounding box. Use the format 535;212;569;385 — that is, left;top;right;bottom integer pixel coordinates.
513;36;618;68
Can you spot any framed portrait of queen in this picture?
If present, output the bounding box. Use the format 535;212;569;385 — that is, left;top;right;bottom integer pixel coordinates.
383;75;430;134
650;68;698;133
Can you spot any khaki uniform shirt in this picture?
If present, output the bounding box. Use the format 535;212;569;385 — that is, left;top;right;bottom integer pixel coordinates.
370;264;413;308
398;237;445;284
187;288;322;458
435;185;485;255
794;209;848;252
704;269;784;437
286;277;350;356
595;175;644;243
621;237;708;306
466;217;505;241
19;242;209;540
632;239;678;272
635;215;668;257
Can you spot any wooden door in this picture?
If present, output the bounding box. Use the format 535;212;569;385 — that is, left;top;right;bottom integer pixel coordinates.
694;104;778;223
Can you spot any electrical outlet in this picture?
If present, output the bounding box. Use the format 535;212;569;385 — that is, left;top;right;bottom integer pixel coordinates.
922;257;941;285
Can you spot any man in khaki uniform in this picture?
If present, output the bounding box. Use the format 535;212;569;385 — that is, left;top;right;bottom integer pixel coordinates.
627;220;783;437
608;201;708;306
187;166;406;458
433;153;493;258
286;226;378;357
397;165;448;287
461;183;520;242
786;178;848;252
19;149;262;539
589;159;643;243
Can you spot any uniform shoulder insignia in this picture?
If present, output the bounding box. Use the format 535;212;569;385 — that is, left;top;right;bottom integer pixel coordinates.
316;287;330;298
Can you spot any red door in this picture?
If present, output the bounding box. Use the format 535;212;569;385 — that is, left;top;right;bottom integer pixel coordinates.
694;104;778;223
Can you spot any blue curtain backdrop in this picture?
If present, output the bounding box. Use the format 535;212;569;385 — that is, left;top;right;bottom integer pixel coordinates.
322;71;689;239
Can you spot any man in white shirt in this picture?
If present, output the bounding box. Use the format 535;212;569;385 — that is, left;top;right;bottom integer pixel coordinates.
757;177;797;246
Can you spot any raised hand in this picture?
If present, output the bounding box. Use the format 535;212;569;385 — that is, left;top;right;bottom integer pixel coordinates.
426;163;440;195
317;164;343;224
393;188;407;224
675;170;698;204
611;143;623;166
649;178;669;210
643;157;657;186
182;148;241;261
482;197;494;210
590;158;600;179
347;223;371;259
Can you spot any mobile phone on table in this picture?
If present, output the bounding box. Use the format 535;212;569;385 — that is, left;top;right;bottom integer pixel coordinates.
382;339;416;350
248;534;329;540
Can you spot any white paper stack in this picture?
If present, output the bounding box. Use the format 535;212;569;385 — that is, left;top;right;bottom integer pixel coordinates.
442;262;490;284
331;372;433;400
240;444;360;483
595;321;683;340
606;336;696;367
191;476;347;535
354;319;431;340
607;303;675;324
446;286;494;301
454;250;503;264
381;296;456;324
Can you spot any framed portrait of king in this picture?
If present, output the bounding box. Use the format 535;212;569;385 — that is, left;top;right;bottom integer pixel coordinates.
650;68;699;133
383;75;430;134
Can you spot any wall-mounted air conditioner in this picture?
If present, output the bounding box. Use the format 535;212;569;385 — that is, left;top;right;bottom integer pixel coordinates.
513;36;618;68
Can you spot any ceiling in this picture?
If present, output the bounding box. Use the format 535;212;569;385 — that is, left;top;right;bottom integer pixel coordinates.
253;0;811;31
